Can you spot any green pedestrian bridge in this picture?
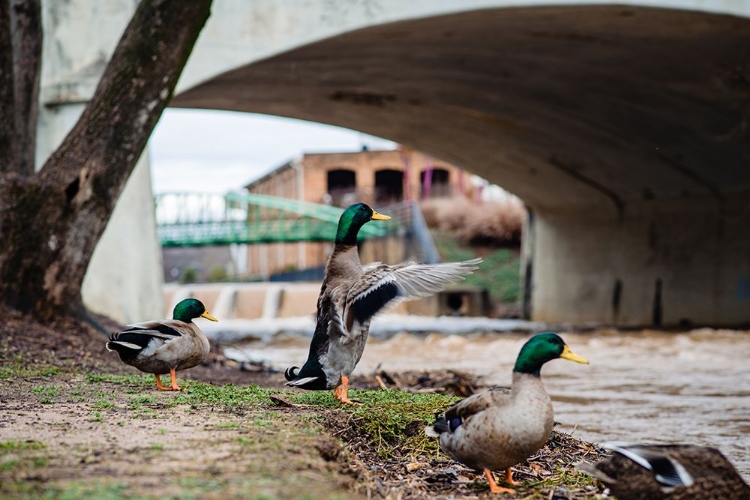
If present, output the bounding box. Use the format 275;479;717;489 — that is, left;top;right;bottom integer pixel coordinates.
154;192;397;248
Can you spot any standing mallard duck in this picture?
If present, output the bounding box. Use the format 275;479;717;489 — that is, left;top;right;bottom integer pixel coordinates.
576;443;750;500
426;333;588;493
284;202;480;404
106;298;218;391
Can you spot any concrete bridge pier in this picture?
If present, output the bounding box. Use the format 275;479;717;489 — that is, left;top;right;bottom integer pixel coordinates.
528;195;750;327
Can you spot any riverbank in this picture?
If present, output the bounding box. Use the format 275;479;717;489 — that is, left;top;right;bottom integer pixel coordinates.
0;315;608;499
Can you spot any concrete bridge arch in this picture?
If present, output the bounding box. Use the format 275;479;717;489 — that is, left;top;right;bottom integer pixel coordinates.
39;1;750;325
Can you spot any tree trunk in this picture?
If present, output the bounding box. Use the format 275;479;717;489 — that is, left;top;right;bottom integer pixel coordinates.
0;0;213;322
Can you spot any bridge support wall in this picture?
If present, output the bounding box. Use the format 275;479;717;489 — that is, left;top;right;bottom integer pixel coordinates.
529;196;750;326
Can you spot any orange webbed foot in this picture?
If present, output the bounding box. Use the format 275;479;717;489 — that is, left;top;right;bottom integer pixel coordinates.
484;469;515;494
155;374;174;391
169;368;182;391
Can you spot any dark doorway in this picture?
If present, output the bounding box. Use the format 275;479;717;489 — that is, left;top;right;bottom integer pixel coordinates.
375;169;403;206
420;168;450;198
327;169;356;207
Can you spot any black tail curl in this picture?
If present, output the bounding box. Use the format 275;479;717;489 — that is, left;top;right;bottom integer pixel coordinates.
284;366;299;381
432;416;450;434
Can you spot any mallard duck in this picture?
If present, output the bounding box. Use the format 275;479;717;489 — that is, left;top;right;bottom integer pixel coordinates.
284;202;481;404
576;443;750;500
106;298;217;391
425;332;588;493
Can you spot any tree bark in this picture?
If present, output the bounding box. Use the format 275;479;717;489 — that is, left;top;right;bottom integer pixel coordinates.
0;0;213;322
0;1;17;171
10;0;42;176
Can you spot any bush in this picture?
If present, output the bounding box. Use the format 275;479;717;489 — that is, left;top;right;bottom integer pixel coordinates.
420;196;525;246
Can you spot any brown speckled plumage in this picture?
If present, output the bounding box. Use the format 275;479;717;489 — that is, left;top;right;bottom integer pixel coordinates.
438;374;554;471
427;333;588;493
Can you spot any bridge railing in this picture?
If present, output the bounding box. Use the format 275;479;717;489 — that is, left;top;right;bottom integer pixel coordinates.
154;192;397;247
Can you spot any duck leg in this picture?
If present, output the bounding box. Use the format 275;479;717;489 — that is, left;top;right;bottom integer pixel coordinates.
504;468;520;486
155;374;173;391
483;469;515;494
333;376;360;405
168;368;182;391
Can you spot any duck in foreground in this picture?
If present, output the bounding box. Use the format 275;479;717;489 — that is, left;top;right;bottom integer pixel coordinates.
426;332;588;494
106;298;217;391
284;202;481;404
576;443;750;500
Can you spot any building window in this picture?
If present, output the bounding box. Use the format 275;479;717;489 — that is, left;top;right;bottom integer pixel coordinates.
420;168;450;199
327;169;357;207
375;169;404;206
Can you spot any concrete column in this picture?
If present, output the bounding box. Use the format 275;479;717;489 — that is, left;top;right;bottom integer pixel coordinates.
36;103;164;324
530;196;750;326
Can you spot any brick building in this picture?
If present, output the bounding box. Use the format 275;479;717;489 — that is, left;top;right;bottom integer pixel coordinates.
244;147;482;277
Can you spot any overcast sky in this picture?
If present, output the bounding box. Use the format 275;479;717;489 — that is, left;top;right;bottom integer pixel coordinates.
148;108;396;194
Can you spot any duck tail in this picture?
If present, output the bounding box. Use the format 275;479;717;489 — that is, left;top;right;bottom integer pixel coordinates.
425;415;450;438
284;366;299;382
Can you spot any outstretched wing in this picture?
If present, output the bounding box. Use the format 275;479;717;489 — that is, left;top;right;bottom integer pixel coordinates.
344;258;481;330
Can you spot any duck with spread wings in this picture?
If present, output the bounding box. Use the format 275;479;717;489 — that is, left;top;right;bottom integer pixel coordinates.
284;202;480;404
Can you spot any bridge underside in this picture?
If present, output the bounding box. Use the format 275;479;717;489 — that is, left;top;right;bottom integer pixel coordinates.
174;5;750;326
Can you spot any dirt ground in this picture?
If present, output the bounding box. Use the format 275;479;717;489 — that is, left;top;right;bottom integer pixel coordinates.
0;310;609;499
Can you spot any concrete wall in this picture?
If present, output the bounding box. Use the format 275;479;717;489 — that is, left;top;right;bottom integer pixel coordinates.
531;196;750;326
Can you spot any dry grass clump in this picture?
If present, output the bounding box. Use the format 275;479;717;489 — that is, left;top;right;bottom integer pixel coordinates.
420;196;526;246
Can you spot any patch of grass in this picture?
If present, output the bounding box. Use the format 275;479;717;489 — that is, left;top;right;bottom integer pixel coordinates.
39;481;147;500
289;389;458;459
85;373;154;387
150;442;164;452
92;399;114;410
130;395;154;405
173;382;273;407
40;367;61;377
0;441;45;455
0;458;20;471
90;411;103;423
215;422;239;429
32;385;59;399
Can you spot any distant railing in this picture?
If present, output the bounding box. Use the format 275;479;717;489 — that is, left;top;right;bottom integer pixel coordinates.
154;192;395;247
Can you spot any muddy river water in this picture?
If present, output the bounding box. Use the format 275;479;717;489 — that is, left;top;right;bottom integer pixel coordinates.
234;328;750;479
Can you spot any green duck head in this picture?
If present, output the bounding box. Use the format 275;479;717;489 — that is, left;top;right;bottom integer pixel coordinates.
173;298;218;323
513;332;588;376
335;202;391;245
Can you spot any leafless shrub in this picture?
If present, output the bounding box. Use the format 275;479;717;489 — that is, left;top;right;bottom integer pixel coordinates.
420;196;525;246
